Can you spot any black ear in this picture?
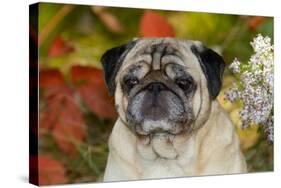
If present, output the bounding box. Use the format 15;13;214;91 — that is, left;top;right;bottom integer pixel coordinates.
191;44;225;99
101;41;137;96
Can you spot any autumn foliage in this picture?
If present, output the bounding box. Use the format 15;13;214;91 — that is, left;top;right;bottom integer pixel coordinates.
30;155;67;185
71;65;116;119
48;36;74;57
140;10;175;37
40;69;86;154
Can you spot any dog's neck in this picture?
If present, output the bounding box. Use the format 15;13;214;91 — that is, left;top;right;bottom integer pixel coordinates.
136;130;195;161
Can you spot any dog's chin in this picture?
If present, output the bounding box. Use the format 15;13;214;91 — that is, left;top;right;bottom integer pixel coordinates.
133;119;188;137
133;120;191;149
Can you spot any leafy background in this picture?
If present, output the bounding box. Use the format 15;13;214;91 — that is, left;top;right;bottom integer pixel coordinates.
30;2;273;185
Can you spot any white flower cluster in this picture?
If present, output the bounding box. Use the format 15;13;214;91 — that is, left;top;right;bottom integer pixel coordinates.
225;34;274;142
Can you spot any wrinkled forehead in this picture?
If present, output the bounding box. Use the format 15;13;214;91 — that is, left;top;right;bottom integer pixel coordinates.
119;38;203;79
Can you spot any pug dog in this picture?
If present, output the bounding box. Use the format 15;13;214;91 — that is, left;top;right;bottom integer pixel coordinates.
101;38;247;181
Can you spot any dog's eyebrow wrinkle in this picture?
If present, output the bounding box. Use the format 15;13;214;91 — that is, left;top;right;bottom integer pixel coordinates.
133;55;151;68
134;43;184;71
152;52;162;70
165;50;183;60
162;56;184;66
151;44;168;70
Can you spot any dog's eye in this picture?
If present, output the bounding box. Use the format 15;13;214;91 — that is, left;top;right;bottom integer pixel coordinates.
124;77;139;89
175;78;193;91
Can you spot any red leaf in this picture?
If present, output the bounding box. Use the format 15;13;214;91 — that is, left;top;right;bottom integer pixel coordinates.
39;69;86;154
248;16;266;32
30;155;67;185
140;10;175;37
48;36;74;57
40;69;65;89
71;65;117;119
51;95;86;154
40;69;69;135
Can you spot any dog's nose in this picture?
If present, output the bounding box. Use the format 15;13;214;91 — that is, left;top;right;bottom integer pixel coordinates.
147;82;166;93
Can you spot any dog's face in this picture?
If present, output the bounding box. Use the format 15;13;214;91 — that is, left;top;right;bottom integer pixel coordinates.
101;38;225;137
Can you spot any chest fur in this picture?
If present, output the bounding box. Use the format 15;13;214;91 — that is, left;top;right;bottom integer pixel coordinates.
135;134;198;179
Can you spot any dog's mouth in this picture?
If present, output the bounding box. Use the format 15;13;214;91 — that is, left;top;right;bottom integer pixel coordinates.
126;82;193;136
